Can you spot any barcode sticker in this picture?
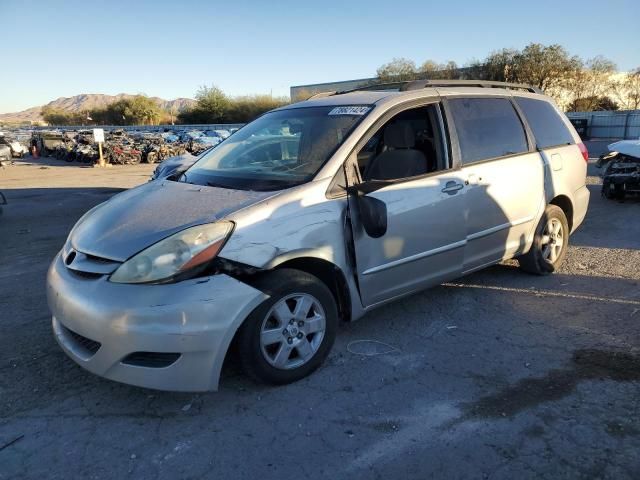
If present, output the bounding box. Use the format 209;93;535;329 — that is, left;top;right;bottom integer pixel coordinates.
328;106;371;116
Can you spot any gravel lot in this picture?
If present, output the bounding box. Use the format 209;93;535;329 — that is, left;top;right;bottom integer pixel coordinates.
1;149;639;479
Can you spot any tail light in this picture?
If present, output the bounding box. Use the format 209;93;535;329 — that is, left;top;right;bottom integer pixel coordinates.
578;142;589;162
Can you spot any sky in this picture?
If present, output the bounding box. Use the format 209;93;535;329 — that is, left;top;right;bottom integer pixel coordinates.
1;0;639;113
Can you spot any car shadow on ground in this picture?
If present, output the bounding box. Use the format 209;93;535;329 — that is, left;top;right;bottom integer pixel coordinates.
569;184;640;250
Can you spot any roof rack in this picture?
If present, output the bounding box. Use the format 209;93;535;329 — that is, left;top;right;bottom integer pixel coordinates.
400;79;542;93
336;81;408;95
335;79;542;96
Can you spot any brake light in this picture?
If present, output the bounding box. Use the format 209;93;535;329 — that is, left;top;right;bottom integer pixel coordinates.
578;142;589;162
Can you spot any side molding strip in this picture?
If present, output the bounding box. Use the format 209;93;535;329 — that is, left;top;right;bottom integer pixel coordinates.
467;216;534;241
362;240;467;275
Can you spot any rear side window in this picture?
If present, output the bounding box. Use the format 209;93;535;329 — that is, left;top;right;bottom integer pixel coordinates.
515;97;574;149
448;98;528;164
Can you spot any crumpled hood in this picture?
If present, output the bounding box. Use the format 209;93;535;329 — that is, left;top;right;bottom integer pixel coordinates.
70;180;273;261
608;139;640;159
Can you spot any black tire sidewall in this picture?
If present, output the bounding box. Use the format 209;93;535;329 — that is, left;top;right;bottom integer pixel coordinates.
237;269;338;385
529;205;569;274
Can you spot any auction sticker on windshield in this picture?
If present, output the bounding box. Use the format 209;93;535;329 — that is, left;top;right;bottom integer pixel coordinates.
328;106;371;116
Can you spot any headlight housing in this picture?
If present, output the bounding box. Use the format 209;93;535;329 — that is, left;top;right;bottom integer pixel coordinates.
110;221;234;284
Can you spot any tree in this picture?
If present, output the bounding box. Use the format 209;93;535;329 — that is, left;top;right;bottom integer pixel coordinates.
565;56;617;111
178;87;289;124
376;57;418;82
509;43;582;91
225;95;289;123
569;96;619;112
178;85;230;123
418;60;460;80
441;61;460;80
124;95;162;125
87;95;162;125
468;49;519;81
419;60;441;77
612;67;640;110
625;68;640;109
41;106;84;125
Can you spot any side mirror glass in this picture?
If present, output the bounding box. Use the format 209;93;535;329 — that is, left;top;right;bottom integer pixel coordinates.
349;183;388;238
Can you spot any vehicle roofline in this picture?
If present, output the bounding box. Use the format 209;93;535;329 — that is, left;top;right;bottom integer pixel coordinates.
274;86;551;112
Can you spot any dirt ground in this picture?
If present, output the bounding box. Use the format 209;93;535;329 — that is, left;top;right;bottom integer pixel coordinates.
1;149;639;479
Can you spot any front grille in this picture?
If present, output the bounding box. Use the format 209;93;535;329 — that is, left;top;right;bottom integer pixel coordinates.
65;327;101;355
64;248;118;277
68;269;103;279
121;352;181;368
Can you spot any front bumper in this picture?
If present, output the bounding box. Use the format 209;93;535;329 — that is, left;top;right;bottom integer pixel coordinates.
46;252;267;391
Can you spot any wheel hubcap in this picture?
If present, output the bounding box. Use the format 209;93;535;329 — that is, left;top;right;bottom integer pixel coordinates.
259;293;326;370
540;218;564;263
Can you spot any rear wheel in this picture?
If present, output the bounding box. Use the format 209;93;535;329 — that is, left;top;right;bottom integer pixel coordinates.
237;269;338;385
519;205;569;275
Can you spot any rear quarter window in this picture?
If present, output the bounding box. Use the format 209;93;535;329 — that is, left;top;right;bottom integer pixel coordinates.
515;97;574;149
448;98;528;164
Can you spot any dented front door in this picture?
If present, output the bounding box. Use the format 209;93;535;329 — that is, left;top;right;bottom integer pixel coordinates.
348;170;466;307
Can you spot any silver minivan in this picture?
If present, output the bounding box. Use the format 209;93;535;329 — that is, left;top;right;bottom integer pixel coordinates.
47;80;590;391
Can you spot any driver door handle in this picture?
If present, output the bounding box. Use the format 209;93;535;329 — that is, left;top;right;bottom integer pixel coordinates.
441;181;464;195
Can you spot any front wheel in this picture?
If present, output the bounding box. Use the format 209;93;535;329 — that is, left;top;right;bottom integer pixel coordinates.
237;269;338;385
518;205;569;275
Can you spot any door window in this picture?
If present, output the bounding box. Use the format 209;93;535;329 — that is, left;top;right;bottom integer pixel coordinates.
358;104;448;181
448;98;528;164
515;97;574;149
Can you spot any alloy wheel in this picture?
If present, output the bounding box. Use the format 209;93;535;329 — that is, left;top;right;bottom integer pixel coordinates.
541;218;564;263
259;293;326;370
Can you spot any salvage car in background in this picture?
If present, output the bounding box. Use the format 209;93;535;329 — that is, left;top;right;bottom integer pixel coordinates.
598;139;640;200
0;135;28;157
0;144;11;165
47;80;589;391
150;152;198;180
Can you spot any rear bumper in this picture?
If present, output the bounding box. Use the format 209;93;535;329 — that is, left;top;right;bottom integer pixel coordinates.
47;252;267;391
572;185;590;233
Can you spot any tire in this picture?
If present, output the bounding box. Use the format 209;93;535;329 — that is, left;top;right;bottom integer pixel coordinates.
518;205;569;275
236;268;338;385
602;178;625;200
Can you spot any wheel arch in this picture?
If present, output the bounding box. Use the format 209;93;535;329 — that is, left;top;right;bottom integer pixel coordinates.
217;256;353;381
549;195;574;232
273;257;352;323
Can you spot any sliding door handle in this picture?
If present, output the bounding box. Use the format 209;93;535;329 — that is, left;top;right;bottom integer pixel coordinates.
441;181;464;195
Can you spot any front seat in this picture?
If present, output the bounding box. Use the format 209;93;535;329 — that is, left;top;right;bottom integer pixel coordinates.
365;123;428;181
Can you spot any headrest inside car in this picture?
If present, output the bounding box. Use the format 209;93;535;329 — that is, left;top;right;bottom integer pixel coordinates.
384;123;415;149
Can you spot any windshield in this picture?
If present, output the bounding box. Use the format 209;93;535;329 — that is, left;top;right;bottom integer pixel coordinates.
180;105;370;191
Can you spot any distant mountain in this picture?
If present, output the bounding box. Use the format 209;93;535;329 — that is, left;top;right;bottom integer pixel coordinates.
0;94;196;124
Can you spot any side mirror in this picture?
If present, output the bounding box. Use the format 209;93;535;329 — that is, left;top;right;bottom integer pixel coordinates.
349;182;388;238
